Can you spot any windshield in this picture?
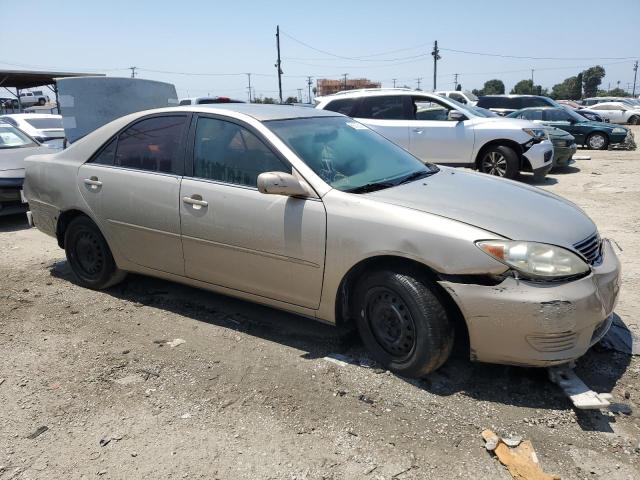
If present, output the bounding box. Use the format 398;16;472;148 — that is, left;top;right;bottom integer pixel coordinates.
561;107;590;122
436;96;481;118
266;116;438;193
464;91;478;101
0;125;37;148
25;118;63;129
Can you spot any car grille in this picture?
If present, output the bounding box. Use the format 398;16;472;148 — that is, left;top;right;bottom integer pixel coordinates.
573;232;602;265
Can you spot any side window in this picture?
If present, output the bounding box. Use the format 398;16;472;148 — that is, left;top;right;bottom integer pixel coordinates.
324;98;357;116
412;97;454;121
179;99;192;105
544;109;570;122
193;117;289;187
115;116;186;174
357;96;407;120
521;109;543;121
449;93;467;104
91;138;117;165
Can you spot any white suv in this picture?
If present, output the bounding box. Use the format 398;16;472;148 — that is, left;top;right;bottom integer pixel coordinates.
436;90;478;106
585;102;640;125
315;89;553;179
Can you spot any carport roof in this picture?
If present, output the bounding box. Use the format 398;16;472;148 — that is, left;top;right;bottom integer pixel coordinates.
0;70;104;90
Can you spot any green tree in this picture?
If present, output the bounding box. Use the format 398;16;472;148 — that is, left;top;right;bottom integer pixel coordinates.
482;79;505;95
602;87;629;97
262;97;276;104
510;79;534;94
574;73;583;99
285;96;298;104
582;66;606;98
550;76;581;100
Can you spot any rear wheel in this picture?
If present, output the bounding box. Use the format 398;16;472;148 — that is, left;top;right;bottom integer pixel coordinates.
586;132;609;150
628;115;640;125
353;269;454;378
478;145;519;179
38;98;45;106
64;216;125;289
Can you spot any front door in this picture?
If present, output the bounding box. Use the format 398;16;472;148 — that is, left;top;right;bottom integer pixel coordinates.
77;114;189;275
408;96;475;165
179;115;327;309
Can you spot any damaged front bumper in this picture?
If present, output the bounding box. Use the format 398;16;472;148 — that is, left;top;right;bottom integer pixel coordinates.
522;140;553;175
440;239;621;367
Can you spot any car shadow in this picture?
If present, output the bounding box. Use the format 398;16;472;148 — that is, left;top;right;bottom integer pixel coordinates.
0;213;30;233
519;173;558;186
50;260;631;431
551;165;581;175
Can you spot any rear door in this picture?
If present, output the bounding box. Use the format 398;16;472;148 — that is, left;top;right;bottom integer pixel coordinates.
179;115;327;309
77;114;189;275
542;109;584;141
352;95;411;150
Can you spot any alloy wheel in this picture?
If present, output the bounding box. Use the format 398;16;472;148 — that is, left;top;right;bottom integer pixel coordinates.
481;151;508;176
588;134;606;150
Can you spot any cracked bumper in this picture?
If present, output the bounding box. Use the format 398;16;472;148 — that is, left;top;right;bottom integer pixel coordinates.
440;239;621;367
523;140;553;174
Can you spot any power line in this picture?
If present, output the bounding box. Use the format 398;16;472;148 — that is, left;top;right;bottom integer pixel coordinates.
440;47;637;61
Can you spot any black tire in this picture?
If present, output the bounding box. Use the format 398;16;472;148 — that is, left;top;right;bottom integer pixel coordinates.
586;132;609;150
38;98;45;106
629;115;640;125
353;269;454;378
64;216;126;289
478;145;519;179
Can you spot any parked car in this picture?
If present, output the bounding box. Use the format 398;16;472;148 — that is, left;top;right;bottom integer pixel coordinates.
583;102;640;125
24;104;621;377
178;96;245;105
582;97;640;107
315;89;553;179
476;95;558;116
555;100;607;123
435;90;478;105
0;123;50;216
506;107;631;150
0;114;65;147
18;90;50;107
546;127;577;168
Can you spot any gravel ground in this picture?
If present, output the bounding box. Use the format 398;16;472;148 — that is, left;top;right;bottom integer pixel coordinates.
1;127;639;479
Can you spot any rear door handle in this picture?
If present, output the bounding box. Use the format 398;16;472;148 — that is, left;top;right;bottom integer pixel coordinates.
183;195;208;207
84;177;102;187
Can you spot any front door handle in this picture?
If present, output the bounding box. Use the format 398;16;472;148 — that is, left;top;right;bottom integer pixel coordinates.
84;176;102;188
183;195;208;208
412;128;424;134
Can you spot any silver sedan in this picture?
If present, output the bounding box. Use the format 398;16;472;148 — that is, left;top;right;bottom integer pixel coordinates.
24;105;621;377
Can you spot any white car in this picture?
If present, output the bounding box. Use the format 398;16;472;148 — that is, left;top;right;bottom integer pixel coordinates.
0;114;65;147
436;90;478;106
315;89;553;179
18;90;50;107
584;102;640;125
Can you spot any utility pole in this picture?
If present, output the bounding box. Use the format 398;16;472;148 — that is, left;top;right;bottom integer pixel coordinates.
246;73;252;103
633;60;638;96
431;41;441;91
392;78;397;88
129;66;137;78
530;69;534;94
307;76;313;103
416;77;422;90
342;73;348;91
275;25;283;104
454;73;459;90
297;88;303;102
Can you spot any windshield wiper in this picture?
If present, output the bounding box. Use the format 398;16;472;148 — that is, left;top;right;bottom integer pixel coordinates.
396;169;438;185
344;181;397;194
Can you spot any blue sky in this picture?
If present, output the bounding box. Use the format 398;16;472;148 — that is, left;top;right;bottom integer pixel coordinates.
1;0;639;100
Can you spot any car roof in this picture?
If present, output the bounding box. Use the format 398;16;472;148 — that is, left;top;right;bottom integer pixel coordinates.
165;104;342;121
316;88;425;101
0;113;62;119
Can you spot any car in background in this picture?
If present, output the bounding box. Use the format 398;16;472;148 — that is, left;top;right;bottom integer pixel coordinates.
23;104;621;377
585;102;640;125
0;123;51;216
178;96;245;105
556;100;607;123
316;89;553;179
18;90;50;107
506;107;631;150
476;95;558;116
436;90;478;105
545;127;576;168
582;97;640;108
0;114;65;147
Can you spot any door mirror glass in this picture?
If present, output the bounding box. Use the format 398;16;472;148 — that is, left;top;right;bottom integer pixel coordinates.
258;172;309;197
448;110;466;122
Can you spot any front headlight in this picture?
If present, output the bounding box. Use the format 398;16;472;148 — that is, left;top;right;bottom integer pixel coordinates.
522;128;548;141
612;127;627;134
475;240;590;279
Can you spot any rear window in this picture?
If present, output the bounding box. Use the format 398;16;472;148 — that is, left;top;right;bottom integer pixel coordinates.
25;118;63;129
521;97;554;108
357;96;407;120
477;97;510;109
323;98;358;116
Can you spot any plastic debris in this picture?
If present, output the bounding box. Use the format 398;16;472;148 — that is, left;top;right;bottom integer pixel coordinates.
167;338;186;348
27;426;48;439
481;430;559;480
548;364;612;409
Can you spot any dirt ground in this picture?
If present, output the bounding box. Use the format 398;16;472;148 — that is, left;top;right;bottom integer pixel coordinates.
1;127;639;480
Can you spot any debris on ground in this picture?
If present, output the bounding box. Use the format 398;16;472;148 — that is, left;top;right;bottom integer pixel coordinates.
27;426;48;439
481;429;560;480
167;338;186;348
548;364;613;409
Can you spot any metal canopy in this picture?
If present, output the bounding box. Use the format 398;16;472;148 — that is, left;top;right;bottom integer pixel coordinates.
0;69;103;89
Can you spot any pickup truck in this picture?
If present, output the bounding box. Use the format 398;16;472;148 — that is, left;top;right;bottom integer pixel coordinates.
18;91;50;106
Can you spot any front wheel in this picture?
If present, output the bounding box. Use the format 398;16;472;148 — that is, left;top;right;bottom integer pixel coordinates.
38;98;46;106
628;115;640;125
64;216;126;289
353;269;454;378
586;132;609;150
478;145;519;179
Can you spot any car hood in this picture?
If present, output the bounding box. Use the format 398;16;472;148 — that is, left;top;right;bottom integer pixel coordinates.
366;168;596;247
0;145;52;173
576;120;624;131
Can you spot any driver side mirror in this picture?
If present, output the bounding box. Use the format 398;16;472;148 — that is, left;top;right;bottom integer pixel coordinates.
449;110;466;122
257;172;310;197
